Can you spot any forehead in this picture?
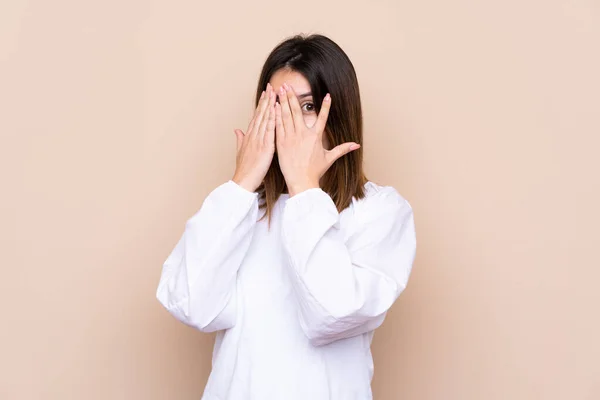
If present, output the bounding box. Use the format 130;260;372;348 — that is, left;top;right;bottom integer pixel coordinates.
268;69;311;93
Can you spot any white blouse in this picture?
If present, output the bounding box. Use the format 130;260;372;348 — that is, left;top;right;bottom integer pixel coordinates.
156;179;416;400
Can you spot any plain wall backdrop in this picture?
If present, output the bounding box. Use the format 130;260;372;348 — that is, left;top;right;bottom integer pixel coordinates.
1;0;599;399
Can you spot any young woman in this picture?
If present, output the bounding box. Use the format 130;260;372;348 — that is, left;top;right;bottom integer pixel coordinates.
156;33;417;399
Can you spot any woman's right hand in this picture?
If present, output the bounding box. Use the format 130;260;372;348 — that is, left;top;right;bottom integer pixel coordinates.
232;83;276;192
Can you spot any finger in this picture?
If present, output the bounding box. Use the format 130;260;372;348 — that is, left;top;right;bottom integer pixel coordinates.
251;85;271;135
233;129;244;151
314;93;331;137
250;85;272;136
275;102;285;142
247;90;266;134
325;142;361;165
284;83;306;132
265;100;276;147
257;89;275;142
278;85;295;136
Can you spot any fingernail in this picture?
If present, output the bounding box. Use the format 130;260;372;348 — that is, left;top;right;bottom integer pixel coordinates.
350;143;360;150
280;86;285;95
260;91;265;99
324;93;331;102
283;82;289;90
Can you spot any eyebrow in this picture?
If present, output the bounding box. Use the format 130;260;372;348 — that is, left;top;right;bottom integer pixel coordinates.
276;91;312;103
296;92;312;99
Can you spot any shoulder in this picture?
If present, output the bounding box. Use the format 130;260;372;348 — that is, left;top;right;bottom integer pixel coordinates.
359;181;412;209
349;180;413;221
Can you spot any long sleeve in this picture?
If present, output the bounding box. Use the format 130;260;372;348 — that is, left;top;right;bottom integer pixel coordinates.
156;180;259;332
281;185;416;346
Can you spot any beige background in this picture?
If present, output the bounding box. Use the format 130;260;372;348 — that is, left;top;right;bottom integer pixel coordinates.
1;0;599;399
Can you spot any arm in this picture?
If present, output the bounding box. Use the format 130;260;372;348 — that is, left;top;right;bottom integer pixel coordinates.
281;185;416;346
156;180;259;332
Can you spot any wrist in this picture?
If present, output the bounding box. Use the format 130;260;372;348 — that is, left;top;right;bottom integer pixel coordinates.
232;175;258;193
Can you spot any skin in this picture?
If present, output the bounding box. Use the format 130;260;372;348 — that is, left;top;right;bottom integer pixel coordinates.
232;70;360;197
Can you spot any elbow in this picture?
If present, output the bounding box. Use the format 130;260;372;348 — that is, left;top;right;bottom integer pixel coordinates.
301;311;390;347
301;324;338;347
155;287;199;329
298;312;360;347
307;335;334;347
155;283;177;317
296;311;340;346
298;284;405;347
155;287;234;333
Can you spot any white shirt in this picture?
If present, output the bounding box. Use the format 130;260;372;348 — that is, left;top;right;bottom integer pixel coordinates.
156;179;416;399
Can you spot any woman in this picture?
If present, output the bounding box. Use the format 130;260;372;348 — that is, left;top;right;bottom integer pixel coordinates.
156;33;417;399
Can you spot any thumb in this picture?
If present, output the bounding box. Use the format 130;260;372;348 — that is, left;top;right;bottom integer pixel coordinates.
233;129;244;151
326;142;360;164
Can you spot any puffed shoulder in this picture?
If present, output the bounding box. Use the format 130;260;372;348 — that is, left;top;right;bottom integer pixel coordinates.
352;181;413;218
282;181;413;226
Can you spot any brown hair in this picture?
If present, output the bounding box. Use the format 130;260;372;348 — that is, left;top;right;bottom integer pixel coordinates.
255;34;368;227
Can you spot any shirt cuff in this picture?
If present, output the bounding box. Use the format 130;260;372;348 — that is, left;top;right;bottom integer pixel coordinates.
187;180;258;225
283;187;338;224
223;179;259;199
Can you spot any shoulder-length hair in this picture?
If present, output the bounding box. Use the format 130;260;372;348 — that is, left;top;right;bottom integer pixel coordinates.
254;33;368;226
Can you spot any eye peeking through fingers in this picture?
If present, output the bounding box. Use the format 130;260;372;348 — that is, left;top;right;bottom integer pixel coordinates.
301;102;315;113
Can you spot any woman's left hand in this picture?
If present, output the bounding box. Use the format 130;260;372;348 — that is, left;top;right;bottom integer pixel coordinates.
275;82;361;197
